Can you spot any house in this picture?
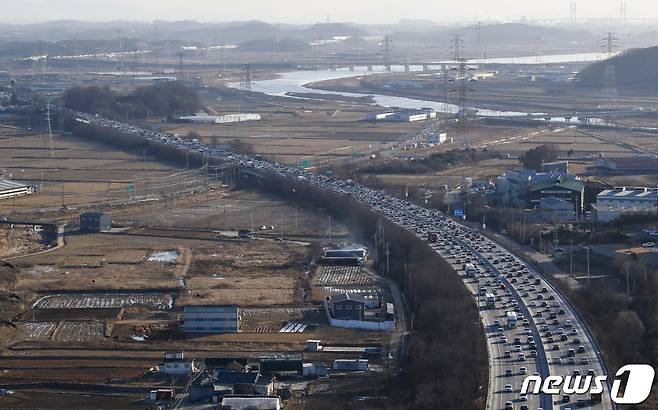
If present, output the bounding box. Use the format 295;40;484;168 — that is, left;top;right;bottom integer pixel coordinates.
79;212;112;232
259;357;303;376
161;352;196;376
183;305;239;333
594;187;658;222
330;293;366;320
215;371;259;395
214;370;274;396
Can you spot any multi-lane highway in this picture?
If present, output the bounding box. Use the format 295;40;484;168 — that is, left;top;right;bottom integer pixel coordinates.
65;108;614;410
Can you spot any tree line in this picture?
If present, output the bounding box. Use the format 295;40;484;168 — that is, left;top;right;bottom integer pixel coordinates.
63;81;201;121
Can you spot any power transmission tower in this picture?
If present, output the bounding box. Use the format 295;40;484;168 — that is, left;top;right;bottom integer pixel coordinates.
451;34;463;62
450;59;475;147
620;0;627;23
381;35;392;72
240;64;253;138
177;52;185;82
476;22;484;63
601;32;618;105
570;0;577;24
45;99;55;160
240;64;253;112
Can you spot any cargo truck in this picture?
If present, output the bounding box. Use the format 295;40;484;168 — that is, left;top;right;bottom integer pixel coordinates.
485;293;495;309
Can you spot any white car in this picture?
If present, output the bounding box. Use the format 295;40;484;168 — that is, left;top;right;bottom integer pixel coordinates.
505;384;513;393
643;242;655;248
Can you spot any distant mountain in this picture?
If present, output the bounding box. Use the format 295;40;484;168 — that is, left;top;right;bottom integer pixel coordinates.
0;20;369;45
390;23;595;49
238;38;311;53
576;46;658;94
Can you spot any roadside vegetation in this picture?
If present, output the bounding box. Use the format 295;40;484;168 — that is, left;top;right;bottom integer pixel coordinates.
63;81;200;120
245;172;488;410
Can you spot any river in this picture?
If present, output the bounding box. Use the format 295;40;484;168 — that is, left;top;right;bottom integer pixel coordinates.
230;51;615;121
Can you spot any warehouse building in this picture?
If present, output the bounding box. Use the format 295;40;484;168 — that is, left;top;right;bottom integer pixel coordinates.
0;179;36;200
529;177;585;217
183;305;240;333
329;293;366;321
595;156;658;173
593;187;658;222
79;212;112;232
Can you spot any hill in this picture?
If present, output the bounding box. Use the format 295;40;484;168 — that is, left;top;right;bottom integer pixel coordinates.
576;46;658;94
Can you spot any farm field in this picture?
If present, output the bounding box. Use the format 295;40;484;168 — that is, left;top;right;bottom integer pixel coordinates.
0;129;181;214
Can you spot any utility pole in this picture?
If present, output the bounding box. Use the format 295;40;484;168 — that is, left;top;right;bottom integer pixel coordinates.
586;246;591;288
385;242;390;275
570;239;574;279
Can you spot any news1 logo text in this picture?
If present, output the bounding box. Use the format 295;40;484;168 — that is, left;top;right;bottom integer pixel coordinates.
521;364;655;404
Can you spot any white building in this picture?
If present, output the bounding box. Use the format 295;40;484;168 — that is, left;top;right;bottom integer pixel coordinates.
183;305;239;333
178;114;261;124
428;132;447;145
161;352;197;376
594;187;658;222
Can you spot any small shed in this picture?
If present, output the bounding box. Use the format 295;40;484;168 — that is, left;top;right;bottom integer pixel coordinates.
303;362;328;378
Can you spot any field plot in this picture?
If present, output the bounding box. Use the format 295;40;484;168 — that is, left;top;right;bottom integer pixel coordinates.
313;265;376;286
0;131;181;214
103;249;149;264
53;321;105;342
33;293;173;310
16;322;58;340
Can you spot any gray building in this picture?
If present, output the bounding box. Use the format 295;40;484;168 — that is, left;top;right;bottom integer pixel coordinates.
330;293;366;320
79;212;112;232
183;305;239;333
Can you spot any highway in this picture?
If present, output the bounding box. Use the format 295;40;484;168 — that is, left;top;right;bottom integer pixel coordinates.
65;108;615;410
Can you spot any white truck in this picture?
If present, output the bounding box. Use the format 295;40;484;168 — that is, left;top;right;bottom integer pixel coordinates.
485;293;495;309
506;311;517;329
464;263;478;278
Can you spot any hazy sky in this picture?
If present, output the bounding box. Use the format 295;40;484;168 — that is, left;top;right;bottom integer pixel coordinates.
3;0;658;24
